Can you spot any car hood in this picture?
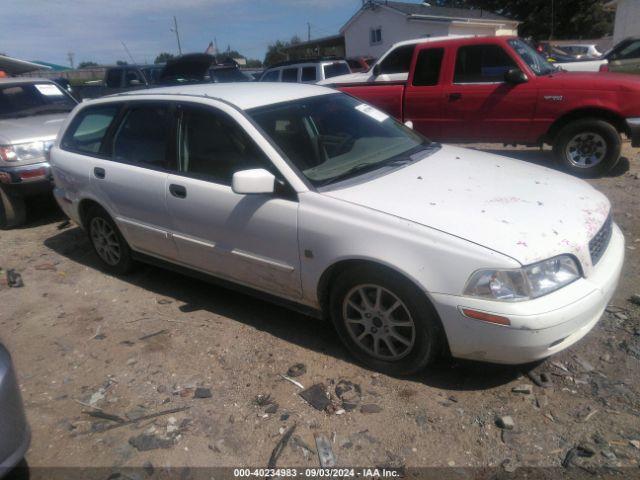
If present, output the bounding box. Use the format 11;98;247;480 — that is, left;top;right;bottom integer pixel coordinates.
323;145;610;271
543;70;640;90
0;113;68;145
317;71;371;85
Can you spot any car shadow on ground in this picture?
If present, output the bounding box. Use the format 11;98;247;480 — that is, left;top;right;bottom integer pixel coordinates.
471;145;631;177
14;194;65;230
44;226;529;391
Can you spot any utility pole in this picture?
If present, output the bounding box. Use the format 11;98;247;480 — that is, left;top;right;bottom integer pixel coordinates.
550;0;555;39
121;41;135;64
67;51;74;69
307;22;311;42
171;16;183;55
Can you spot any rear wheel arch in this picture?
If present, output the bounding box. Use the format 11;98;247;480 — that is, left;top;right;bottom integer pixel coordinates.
78;198;109;229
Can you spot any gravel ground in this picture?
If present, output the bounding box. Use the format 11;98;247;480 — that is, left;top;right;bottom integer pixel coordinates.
0;143;639;477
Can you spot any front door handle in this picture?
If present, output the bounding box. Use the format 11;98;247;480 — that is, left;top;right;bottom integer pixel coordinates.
94;167;105;179
169;184;187;199
449;92;462;101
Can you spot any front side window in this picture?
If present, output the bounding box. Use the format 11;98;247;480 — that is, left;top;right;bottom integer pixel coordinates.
282;68;298;83
380;45;416;74
178;106;272;185
124;69;145;86
301;66;317;82
62;105;120;154
261;69;280;82
249;94;433;187
112;104;175;169
413;48;444;86
454;44;518;83
105;69;122;88
610;39;640;60
0;83;76;119
508;39;556;76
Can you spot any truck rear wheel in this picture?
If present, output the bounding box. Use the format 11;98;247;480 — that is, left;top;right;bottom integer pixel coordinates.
552;118;621;177
0;187;26;229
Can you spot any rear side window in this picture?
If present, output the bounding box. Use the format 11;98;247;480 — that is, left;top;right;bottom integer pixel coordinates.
413;48;444;86
380;45;416;74
454;45;517;83
61;105;119;155
261;70;280;81
301;66;317;82
282;68;298;82
323;62;350;78
112;104;175;170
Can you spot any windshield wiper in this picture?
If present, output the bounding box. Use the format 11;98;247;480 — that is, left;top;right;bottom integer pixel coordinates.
315;162;384;187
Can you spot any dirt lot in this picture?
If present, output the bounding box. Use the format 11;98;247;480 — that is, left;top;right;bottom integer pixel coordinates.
1;143;639;477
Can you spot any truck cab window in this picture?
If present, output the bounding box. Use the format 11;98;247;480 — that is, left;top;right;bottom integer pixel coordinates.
413;48;445;86
454;45;517;83
105;69;122;88
380;45;416;74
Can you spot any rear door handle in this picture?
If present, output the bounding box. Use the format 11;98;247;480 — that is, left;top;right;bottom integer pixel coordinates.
169;184;187;199
449;93;462;101
93;167;105;179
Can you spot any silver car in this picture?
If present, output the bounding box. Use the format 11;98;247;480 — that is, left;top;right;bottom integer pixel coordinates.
0;78;77;228
0;343;29;477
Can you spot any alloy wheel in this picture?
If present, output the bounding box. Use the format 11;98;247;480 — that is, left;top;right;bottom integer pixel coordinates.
90;217;121;266
342;284;416;361
565;132;607;168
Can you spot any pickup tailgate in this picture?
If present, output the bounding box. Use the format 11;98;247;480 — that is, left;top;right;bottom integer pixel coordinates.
338;83;405;122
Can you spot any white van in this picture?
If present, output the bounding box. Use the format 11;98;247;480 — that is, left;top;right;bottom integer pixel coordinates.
259;59;351;84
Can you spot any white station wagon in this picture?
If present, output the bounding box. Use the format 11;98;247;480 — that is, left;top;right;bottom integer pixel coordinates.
50;83;624;375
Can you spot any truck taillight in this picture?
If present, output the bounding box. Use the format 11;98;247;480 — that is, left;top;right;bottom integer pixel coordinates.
599;64;609;72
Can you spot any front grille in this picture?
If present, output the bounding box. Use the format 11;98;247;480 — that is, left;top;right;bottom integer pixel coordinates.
589;214;613;266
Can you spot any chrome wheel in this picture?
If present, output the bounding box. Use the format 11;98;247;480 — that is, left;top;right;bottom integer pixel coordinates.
90;217;121;266
565;132;607;168
342;284;416;361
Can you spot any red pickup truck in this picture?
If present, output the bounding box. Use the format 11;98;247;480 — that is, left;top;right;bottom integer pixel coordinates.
331;36;640;176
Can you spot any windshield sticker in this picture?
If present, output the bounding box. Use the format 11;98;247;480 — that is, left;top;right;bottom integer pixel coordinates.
35;84;64;96
355;103;389;123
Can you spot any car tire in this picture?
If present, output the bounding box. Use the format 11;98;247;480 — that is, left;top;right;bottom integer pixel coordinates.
85;205;134;275
552;118;621;177
0;187;26;229
329;265;444;376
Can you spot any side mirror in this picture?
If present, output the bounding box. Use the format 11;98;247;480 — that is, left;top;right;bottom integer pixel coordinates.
372;64;381;77
129;79;142;86
232;168;275;195
504;68;528;84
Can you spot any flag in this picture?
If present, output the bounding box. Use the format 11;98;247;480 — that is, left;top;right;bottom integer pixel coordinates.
205;41;217;55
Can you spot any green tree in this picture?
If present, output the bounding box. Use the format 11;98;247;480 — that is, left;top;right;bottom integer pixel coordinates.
264;40;290;66
116;60;128;66
435;0;613;40
78;61;99;68
245;58;263;68
154;52;175;64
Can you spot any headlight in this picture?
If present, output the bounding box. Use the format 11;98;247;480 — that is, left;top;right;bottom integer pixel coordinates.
0;141;48;163
464;255;581;301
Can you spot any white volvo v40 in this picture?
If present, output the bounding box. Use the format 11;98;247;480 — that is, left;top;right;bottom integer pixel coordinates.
50;83;624;375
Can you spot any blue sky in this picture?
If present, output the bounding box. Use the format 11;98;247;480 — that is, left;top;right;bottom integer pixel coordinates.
0;0;402;66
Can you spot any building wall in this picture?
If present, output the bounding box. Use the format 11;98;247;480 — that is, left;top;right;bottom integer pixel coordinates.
343;6;517;58
612;0;640;43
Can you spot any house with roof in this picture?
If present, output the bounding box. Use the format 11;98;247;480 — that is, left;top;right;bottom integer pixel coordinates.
341;1;519;59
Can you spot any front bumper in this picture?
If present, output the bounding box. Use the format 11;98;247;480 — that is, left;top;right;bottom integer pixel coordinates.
0;162;53;197
0;346;30;477
627;117;640;147
432;224;625;364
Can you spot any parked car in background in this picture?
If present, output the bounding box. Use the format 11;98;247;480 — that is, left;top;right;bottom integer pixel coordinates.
158;53;250;84
327;35;640;177
75;64;161;99
347;56;376;73
259;58;351;83
0;78;77;228
50;83;623;375
557;37;640;73
0;343;30;477
539;42;602;60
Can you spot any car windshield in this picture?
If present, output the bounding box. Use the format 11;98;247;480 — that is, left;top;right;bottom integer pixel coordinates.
508;39;557;75
323;62;350;79
249;94;434;187
0;83;76;119
209;67;251;83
